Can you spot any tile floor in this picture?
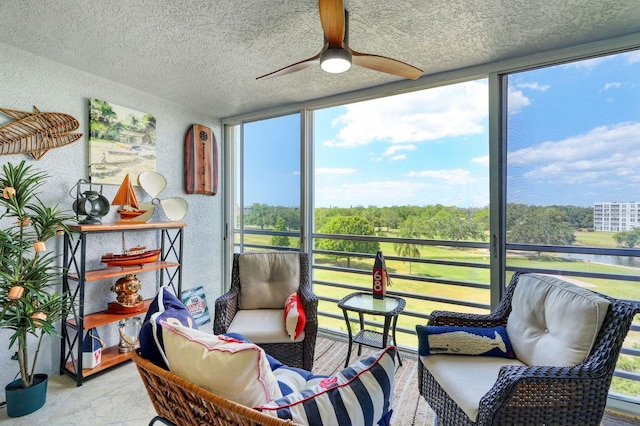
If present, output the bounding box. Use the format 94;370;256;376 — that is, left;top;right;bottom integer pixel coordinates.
0;362;155;426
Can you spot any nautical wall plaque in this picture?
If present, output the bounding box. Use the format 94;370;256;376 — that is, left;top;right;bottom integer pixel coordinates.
0;106;82;160
185;124;217;195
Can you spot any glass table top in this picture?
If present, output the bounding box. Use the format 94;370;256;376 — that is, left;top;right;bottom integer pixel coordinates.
340;292;403;314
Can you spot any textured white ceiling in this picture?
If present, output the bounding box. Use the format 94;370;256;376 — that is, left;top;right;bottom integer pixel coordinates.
2;0;640;118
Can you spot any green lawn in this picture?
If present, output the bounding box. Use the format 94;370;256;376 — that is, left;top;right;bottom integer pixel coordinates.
574;230;620;248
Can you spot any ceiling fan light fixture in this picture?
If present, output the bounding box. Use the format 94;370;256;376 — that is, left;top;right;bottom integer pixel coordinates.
320;48;352;73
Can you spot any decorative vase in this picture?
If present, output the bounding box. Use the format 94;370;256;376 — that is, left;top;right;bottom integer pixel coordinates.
5;373;48;417
118;316;142;353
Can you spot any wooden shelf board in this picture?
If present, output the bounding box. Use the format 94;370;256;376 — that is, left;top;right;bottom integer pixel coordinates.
69;221;186;233
67;261;180;282
64;345;133;378
67;299;152;329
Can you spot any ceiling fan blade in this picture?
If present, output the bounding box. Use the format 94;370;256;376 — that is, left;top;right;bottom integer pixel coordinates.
256;52;322;80
349;48;423;80
319;0;345;48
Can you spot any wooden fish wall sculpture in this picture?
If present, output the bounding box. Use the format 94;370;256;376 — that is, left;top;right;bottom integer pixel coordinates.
0;106;83;160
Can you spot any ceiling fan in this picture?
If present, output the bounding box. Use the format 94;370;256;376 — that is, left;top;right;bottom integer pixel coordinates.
256;0;423;80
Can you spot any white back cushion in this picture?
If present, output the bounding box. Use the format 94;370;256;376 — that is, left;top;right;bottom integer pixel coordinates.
506;274;610;367
239;252;300;309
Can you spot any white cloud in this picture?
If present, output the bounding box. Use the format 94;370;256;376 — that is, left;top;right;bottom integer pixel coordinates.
390;155;406;161
623;51;640;65
316;180;429;207
322;80;488;147
507;87;531;115
407;168;475;185
473;155;489;166
383;144;416;156
562;55;612;72
516;82;550;91
603;82;623;91
315;168;356;175
509;121;640;185
314;178;488;208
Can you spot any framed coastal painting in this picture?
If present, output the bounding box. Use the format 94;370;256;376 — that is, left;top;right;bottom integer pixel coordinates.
88;98;157;185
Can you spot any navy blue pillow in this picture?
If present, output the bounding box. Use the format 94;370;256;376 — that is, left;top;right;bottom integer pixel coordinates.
257;346;396;425
139;287;196;369
416;325;516;358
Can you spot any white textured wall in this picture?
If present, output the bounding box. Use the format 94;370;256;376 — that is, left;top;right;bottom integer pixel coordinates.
0;42;222;393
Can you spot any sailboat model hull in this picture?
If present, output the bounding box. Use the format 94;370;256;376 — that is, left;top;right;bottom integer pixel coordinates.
101;248;161;267
117;208;147;220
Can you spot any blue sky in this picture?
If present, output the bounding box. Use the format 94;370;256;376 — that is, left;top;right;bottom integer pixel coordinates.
244;50;640;209
508;51;640;207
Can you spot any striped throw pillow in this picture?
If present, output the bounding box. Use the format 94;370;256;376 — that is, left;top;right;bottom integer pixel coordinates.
257;346;396;426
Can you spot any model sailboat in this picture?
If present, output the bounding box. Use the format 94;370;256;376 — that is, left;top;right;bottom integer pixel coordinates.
112;174;146;221
101;233;161;268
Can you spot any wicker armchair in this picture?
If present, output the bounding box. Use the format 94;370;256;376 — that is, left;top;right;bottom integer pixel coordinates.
214;252;318;371
131;349;298;426
418;272;640;426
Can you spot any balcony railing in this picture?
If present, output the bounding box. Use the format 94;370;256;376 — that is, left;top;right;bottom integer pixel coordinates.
234;229;640;403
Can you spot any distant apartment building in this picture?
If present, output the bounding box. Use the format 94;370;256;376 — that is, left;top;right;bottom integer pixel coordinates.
593;202;640;231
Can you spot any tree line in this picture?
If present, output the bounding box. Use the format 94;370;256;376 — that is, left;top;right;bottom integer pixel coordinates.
242;203;597;258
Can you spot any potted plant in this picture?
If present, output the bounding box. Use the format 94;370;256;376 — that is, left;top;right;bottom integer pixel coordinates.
0;160;73;417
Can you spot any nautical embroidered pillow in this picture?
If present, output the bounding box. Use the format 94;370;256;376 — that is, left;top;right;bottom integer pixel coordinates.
139;287;196;369
284;292;306;341
257;346;396;426
416;325;516;359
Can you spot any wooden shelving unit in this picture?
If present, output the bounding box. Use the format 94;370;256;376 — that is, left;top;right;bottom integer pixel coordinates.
60;221;185;386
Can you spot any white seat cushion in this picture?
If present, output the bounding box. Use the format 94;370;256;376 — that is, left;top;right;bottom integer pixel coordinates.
506;274;610;367
228;309;305;343
422;355;526;422
239;252;300;309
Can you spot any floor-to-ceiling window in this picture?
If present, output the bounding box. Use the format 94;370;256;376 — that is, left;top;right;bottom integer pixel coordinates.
312;81;490;347
505;50;640;402
224;45;640;409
